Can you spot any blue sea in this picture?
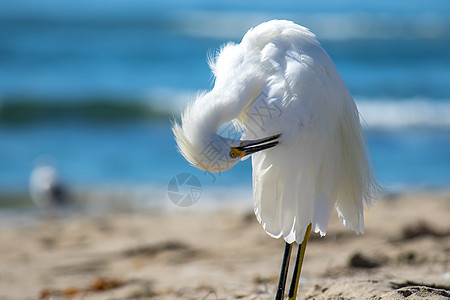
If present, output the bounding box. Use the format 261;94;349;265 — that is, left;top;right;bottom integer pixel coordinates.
1;0;449;208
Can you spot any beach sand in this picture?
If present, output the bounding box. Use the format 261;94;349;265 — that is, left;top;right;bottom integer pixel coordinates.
0;192;449;299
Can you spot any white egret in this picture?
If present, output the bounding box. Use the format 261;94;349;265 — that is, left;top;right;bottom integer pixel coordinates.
30;161;70;210
173;20;378;299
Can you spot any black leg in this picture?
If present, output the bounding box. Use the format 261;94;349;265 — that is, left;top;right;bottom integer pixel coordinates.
287;223;312;300
288;245;302;299
275;242;293;300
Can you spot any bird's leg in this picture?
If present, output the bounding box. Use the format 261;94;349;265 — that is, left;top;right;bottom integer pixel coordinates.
275;242;293;300
288;223;312;300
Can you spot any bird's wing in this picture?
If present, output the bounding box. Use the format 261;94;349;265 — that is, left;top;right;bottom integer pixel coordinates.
240;21;375;244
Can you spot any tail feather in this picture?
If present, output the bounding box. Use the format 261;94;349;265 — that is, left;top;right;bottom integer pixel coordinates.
253;153;283;238
280;176;298;242
312;190;333;236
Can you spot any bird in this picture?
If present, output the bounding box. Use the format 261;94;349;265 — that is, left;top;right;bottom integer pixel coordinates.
29;160;70;211
172;20;378;300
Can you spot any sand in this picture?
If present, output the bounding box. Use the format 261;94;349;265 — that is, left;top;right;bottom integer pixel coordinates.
0;192;449;299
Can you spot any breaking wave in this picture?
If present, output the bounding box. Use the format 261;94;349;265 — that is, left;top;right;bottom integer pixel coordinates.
357;98;450;130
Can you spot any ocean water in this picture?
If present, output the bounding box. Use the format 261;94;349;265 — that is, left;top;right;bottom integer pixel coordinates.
0;0;449;205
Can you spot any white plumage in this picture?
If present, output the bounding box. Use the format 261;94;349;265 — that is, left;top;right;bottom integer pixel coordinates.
173;20;378;244
30;163;69;210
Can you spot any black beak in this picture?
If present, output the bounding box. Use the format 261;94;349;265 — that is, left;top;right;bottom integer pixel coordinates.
230;133;281;157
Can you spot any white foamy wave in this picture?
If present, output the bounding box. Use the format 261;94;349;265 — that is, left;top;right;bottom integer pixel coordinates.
144;87;195;113
176;11;450;41
356;98;450;129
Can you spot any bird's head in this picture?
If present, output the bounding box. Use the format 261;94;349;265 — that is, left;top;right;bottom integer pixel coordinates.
172;125;238;173
172;93;280;173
